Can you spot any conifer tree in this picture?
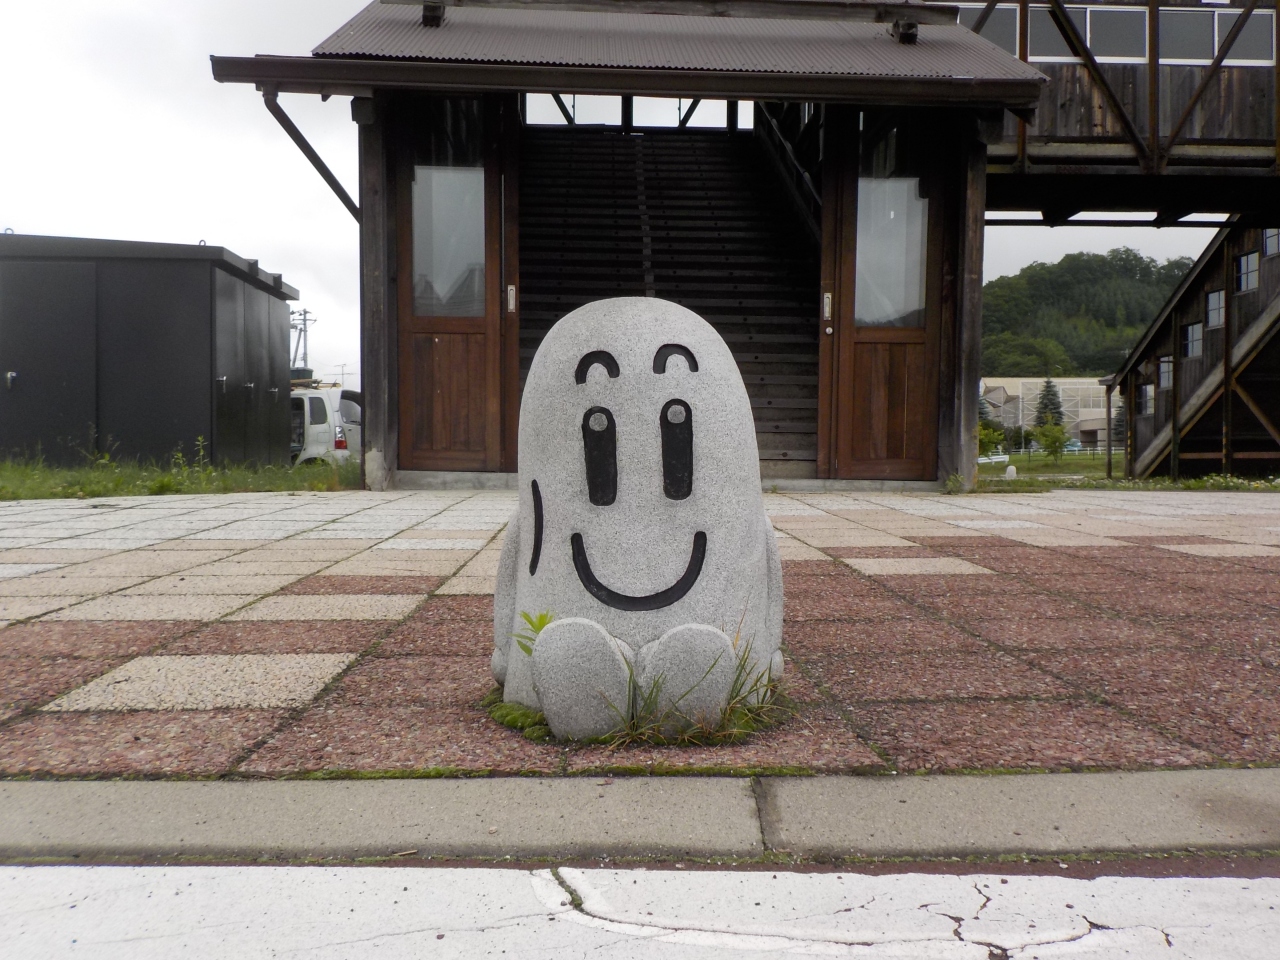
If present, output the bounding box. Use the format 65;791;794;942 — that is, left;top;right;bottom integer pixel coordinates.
1034;377;1065;428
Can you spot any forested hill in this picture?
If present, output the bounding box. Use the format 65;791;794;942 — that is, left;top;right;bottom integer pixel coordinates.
982;247;1194;377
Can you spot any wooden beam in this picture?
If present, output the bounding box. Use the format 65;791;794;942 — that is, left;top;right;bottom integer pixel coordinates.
262;88;361;223
957;126;987;489
551;93;575;124
1162;0;1260;171
1046;0;1149;167
678;98;702;127
1105;385;1113;479
971;0;1000;34
1148;0;1160;168
357;97;391;490
396;0;962;25
1235;382;1280;448
1017;0;1029;175
1223;243;1234;475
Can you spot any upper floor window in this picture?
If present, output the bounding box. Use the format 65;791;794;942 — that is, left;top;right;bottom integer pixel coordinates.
1183;322;1204;359
1159;9;1275;66
961;6;1277;67
1264;229;1280;257
1206;289;1225;329
1136;383;1156;415
1158;356;1173;389
1238;251;1260;292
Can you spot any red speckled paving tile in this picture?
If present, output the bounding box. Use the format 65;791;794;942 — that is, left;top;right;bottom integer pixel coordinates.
818;651;1068;703
778;658;826;704
944;550;1115;576
1168;616;1280;646
324;656;492;708
1044;574;1157;596
904;537;996;550
280;575;444;596
872;575;1040;597
0;622;196;658
240;704;562;775
375;618;491;657
784;594;929;623
824;546;943;559
159;621;387;655
784;574;895;599
1114;536;1227;546
0;710;287;776
783;619;985;656
915;593;1098;622
0;657;122;714
1226;555;1280;573
411;596;494;621
563;708;883;774
1026;649;1280;762
1101;554;1238;576
1195;573;1280;598
853;699;1215;772
1090;590;1273;621
967;617;1187;651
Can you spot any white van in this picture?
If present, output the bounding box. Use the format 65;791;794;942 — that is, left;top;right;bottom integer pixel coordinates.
290;387;361;465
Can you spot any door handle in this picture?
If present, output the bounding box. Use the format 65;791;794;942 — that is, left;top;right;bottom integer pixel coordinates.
4;371;15;390
244;382;255;390
216;376;227;393
269;387;279;400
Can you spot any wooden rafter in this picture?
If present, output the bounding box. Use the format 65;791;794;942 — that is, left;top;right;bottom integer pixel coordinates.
1235;382;1280;448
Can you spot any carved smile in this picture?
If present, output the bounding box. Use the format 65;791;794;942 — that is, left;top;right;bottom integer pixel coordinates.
570;531;707;611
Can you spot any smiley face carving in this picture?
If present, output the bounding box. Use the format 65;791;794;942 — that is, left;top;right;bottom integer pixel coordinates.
492;297;783;740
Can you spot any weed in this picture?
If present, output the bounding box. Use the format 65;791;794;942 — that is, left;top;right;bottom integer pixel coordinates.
513;610;555;656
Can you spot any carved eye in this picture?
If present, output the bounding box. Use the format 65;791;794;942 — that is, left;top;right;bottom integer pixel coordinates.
660;399;692;500
581;406;617;506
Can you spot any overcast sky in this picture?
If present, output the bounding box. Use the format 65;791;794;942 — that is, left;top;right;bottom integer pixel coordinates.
1;1;1218;391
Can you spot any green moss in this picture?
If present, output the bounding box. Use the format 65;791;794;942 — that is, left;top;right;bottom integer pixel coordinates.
485;688;553;742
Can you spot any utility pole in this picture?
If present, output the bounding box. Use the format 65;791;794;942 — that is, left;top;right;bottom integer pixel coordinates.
290;308;317;368
335;363;347;387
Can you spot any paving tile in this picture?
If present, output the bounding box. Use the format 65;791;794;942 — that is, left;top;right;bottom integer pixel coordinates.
240;704;562;775
868;574;1041;596
0;549;118;563
783;594;929;623
967;617;1186;651
783;619;985;655
322;558;465;577
0;657;122;713
842;558;992;576
820;651;1068;702
0;621;196;658
780;559;850;577
0;576;146;597
325;656;492;707
784;573;896;598
376;617;492;657
373;538;487;551
0;598;86;621
854;699;1215;772
0;563;63;579
565;707;884;774
160;621;387;655
44;595;256;621
1089;589;1272;621
1026;649;1280;762
0;710;287;775
1168;615;1280;646
69;551;237;576
224;594;424;621
42;653;358;711
776;541;831;560
183;560;334;577
412;595;494;621
435;575;496;595
280;575;444;596
119;574;300;596
1162;543;1280;557
921;593;1100;622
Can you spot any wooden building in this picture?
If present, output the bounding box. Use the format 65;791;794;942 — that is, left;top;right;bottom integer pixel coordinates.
213;0;1046;489
1112;221;1280;477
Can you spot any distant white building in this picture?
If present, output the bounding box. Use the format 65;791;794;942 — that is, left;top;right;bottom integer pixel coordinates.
981;377;1120;447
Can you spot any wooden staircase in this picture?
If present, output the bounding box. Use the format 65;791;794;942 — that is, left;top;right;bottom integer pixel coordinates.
519;126;820;473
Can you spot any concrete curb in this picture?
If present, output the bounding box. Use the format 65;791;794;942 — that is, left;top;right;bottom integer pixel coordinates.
1;769;1277;861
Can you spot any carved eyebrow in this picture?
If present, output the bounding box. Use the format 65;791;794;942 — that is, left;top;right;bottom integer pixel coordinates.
575;350;620;385
653;344;699;374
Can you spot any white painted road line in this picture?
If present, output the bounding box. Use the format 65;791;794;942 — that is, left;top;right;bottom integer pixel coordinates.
4;866;1277;959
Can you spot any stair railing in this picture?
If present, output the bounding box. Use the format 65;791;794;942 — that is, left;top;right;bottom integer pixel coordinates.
754;102;821;245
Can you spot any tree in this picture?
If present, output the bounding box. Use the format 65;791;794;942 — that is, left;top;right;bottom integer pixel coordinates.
978;425;1004;458
981;332;1076;378
1034;377;1065;428
1034;417;1069;463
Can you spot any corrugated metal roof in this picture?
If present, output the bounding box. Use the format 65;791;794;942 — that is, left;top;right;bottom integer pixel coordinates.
313;4;1042;83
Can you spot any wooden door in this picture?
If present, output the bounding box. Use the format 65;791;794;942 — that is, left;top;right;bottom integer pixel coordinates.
820;109;940;481
398;96;503;472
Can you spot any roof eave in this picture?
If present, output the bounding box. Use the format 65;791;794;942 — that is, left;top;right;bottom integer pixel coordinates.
209;54;1044;112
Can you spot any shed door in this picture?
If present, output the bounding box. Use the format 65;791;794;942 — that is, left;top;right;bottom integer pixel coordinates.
0;261;96;465
821;112;940;481
398;97;503;472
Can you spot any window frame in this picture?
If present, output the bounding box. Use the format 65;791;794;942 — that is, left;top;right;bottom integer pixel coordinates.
1027;5;1150;64
1137;383;1156;416
1158;9;1276;67
956;3;1020;55
1264;229;1280;257
1158;356;1174;390
1183;322;1205;359
1238;251;1261;293
1206;289;1226;329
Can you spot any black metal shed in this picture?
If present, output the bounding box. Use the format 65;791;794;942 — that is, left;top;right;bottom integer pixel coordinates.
0;234;298;467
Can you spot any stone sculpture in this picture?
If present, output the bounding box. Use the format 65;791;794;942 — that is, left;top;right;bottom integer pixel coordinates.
492;297;783;740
